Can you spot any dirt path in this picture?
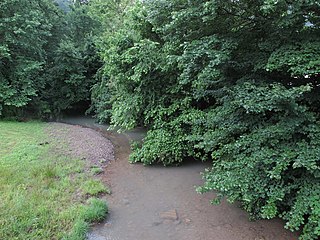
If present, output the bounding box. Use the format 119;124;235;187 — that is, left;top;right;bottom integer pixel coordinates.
60;117;299;240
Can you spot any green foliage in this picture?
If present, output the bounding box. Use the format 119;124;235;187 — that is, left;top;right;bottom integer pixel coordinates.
35;1;102;118
0;0;101;118
130;128;188;166
89;76;112;122
0;0;57;116
91;0;320;239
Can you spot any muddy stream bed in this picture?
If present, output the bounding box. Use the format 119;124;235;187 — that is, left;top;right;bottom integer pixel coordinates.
60;117;298;240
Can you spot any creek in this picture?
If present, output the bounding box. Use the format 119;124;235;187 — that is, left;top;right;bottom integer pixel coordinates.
60;116;298;240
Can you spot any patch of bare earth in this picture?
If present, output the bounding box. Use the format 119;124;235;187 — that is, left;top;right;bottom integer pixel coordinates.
46;122;114;169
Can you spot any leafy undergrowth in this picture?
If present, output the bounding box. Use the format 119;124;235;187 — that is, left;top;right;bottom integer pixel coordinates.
0;121;108;240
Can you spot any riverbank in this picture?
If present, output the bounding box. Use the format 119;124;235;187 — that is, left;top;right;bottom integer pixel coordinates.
60;117;299;240
0;121;110;239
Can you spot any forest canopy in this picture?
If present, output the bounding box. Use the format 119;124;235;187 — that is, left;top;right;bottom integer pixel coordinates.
0;0;100;118
1;0;320;239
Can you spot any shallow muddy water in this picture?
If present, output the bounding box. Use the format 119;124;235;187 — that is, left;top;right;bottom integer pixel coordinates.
60;116;299;240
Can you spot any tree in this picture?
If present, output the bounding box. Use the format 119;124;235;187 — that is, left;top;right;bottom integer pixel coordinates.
0;0;60;116
0;0;102;118
36;2;102;118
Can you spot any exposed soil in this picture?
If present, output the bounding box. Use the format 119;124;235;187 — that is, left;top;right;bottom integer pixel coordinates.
46;122;114;168
57;117;299;240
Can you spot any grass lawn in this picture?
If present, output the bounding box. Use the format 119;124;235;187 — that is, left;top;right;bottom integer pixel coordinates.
0;121;108;240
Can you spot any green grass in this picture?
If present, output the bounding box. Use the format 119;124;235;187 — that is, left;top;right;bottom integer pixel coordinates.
82;179;111;196
0;121;108;240
90;166;104;175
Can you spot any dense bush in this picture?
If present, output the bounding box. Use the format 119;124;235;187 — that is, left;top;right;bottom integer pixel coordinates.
91;0;320;239
0;0;101;118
